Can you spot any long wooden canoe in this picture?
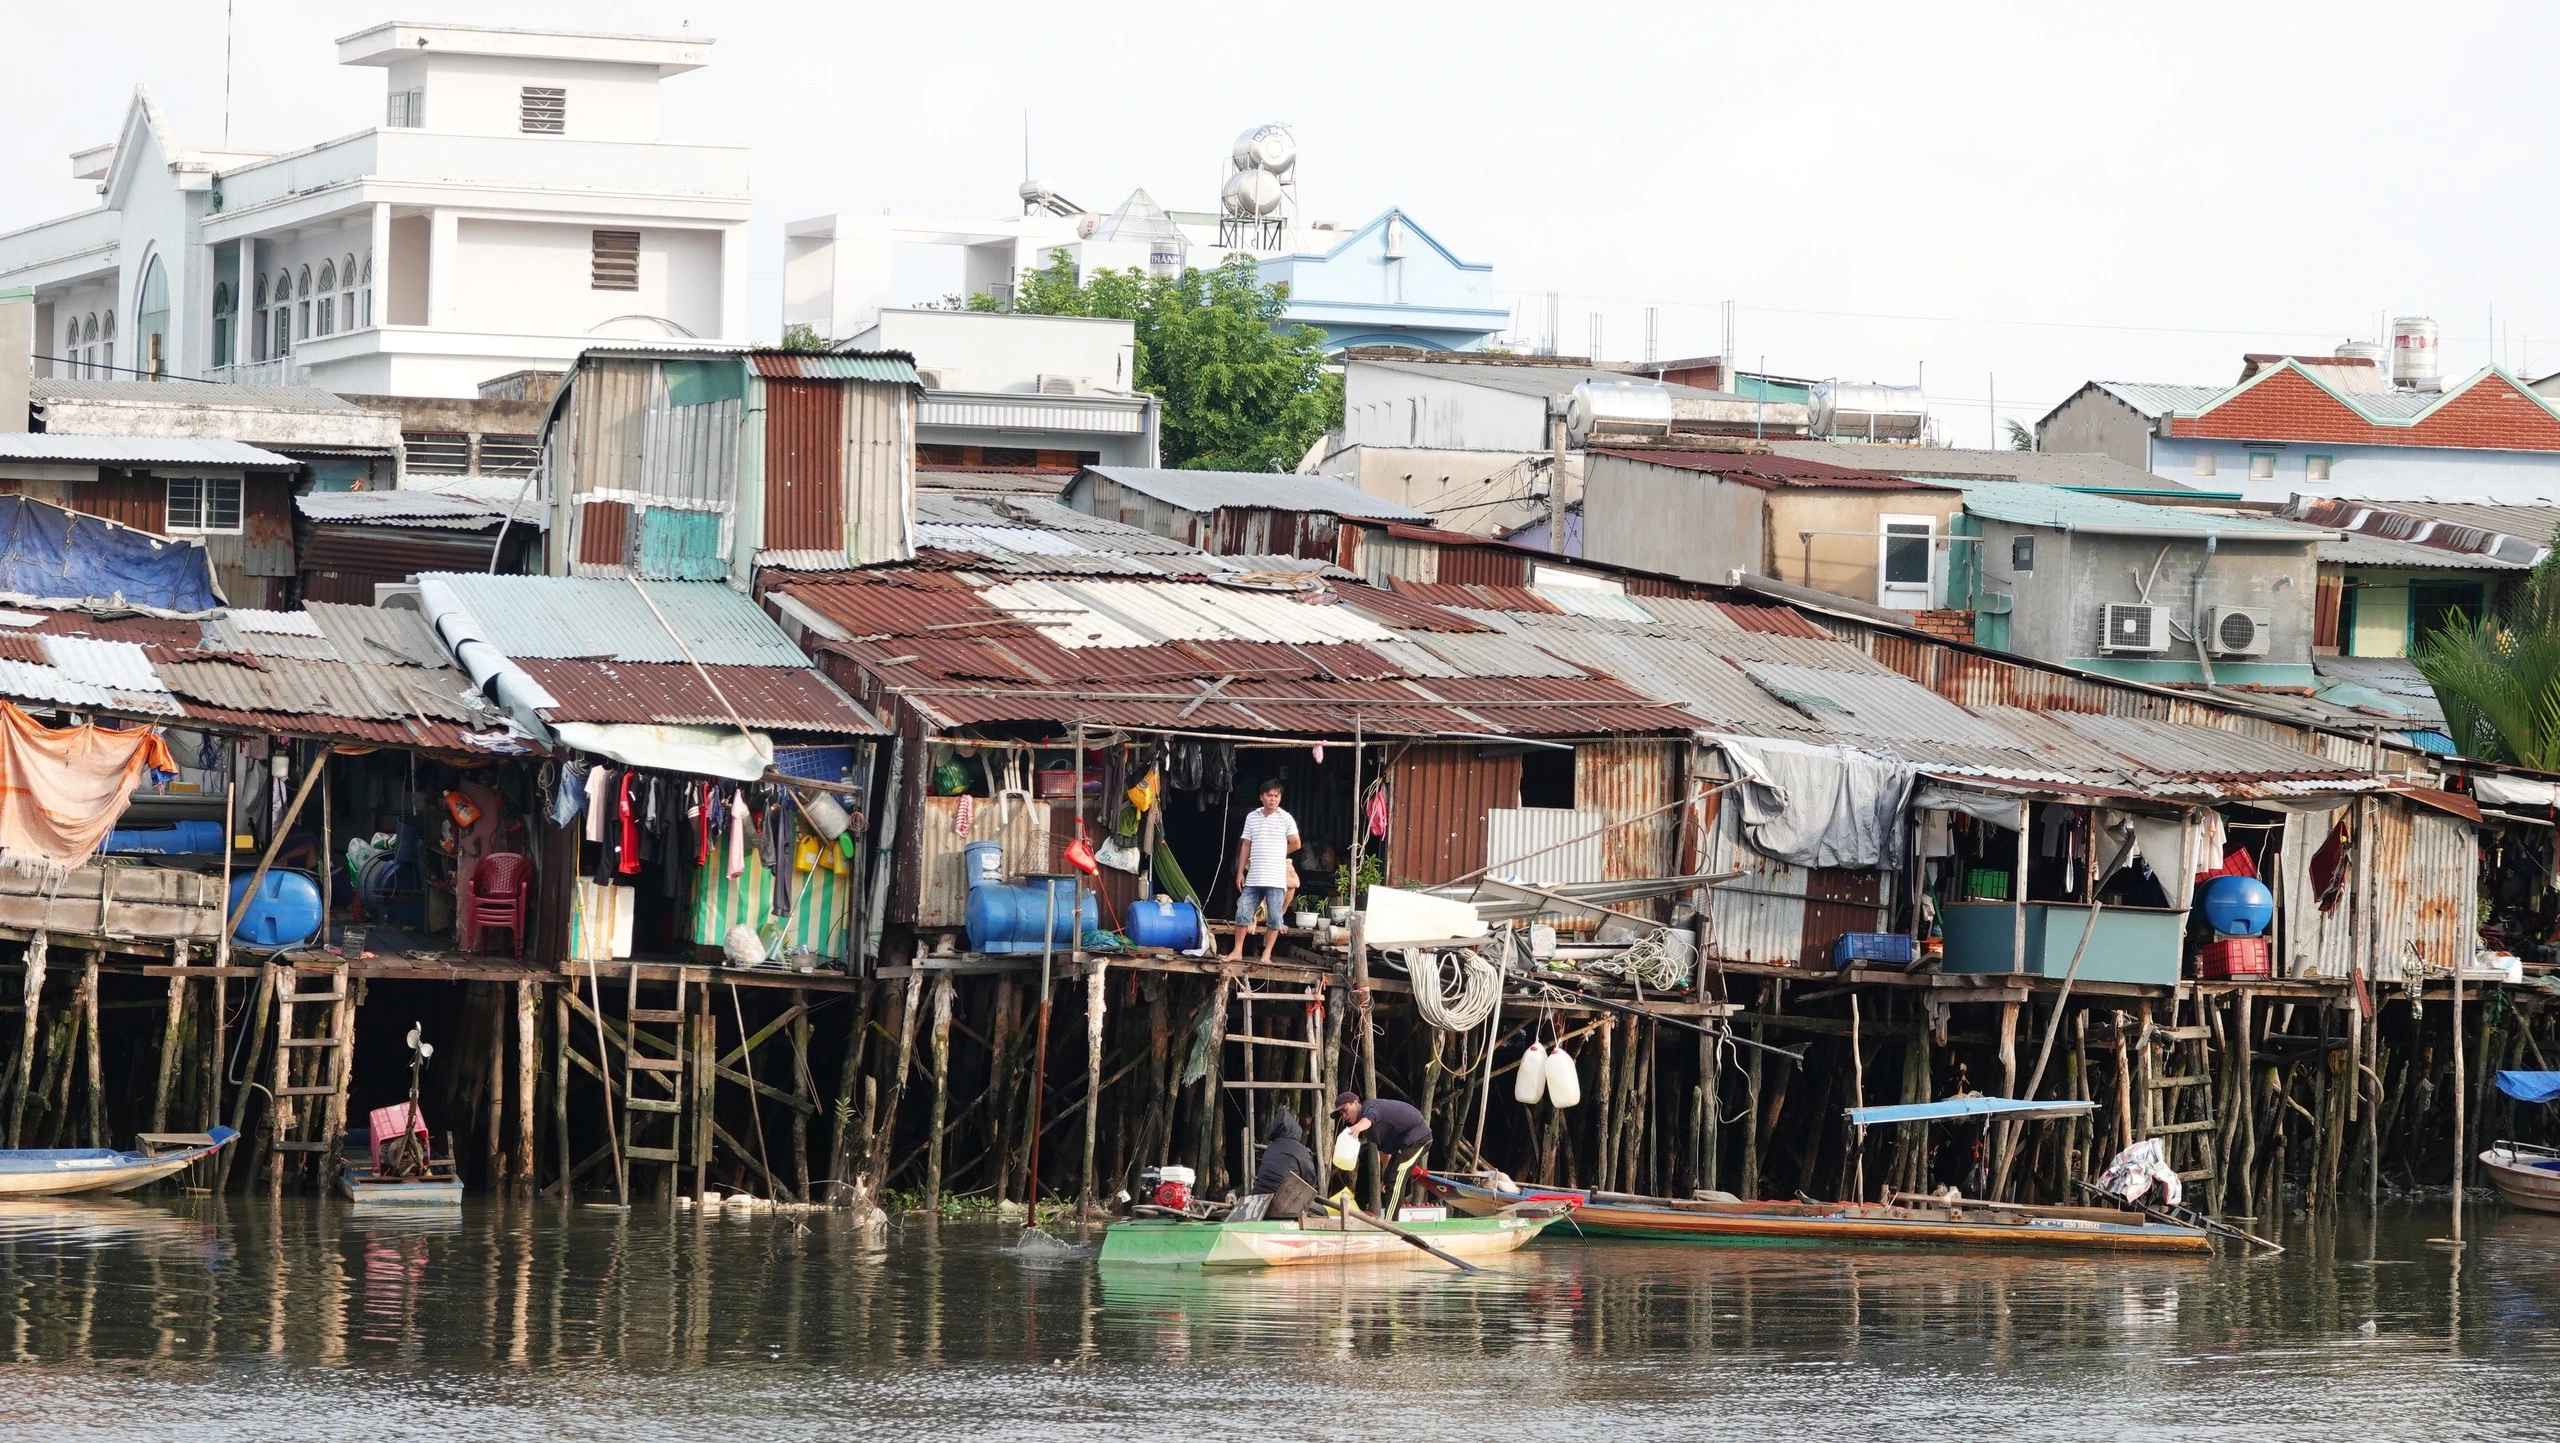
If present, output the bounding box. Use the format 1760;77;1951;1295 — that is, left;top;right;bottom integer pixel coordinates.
0;1127;236;1198
2482;1145;2560;1215
1100;1210;1563;1270
1423;1173;2212;1255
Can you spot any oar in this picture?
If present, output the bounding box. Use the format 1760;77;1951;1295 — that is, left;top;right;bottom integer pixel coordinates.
1313;1196;1481;1273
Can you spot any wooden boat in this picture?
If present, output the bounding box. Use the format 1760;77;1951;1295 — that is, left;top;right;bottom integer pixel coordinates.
336;1125;463;1206
1422;1173;2214;1255
0;1127;236;1198
2480;1144;2560;1215
1099;1210;1565;1270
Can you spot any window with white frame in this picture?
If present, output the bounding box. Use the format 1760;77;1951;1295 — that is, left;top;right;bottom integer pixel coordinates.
2248;452;2276;481
165;476;243;534
340;254;356;333
252;273;269;360
2306;455;2332;483
360;253;372;328
2193;453;2217;477
386;87;424;128
520;86;565;133
100;311;113;377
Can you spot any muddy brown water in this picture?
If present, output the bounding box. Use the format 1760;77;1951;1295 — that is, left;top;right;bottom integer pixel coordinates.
0;1197;2551;1441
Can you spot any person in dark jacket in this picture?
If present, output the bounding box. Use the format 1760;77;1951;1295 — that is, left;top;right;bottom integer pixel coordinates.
1334;1091;1432;1213
1248;1108;1320;1197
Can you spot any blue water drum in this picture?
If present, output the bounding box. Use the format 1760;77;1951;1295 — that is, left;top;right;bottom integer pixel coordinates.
104;820;225;855
228;870;323;947
2198;874;2275;937
961;839;1007;892
965;875;1098;954
1127;897;1203;950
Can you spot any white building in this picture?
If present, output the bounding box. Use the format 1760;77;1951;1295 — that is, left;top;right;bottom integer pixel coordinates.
0;21;749;400
842;309;1158;468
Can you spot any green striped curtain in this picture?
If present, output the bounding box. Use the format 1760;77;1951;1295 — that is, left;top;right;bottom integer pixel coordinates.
691;850;851;960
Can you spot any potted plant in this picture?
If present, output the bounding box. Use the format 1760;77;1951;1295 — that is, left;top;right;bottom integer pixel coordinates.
1331;853;1382;920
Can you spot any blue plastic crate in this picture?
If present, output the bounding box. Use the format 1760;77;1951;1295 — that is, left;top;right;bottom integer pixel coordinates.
773;746;858;784
1832;931;1915;970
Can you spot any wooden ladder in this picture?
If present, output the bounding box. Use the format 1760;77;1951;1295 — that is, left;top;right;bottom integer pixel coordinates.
268;961;353;1191
621;969;689;1193
1226;984;1327;1186
2138;993;2221;1198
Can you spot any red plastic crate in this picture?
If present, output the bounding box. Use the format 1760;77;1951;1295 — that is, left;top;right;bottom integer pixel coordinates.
2196;935;2270;980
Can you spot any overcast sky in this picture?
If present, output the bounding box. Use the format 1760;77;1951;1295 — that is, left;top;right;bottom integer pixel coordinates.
5;1;2555;445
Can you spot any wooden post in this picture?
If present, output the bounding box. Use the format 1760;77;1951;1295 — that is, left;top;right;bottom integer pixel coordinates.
1848;995;1866;1202
1350;913;1376;1203
552;988;571;1196
828;981;876;1198
691;994;716;1199
151;970;187;1135
218;961;273;1194
1079;958;1108;1224
863;973;924;1197
1696;1025;1720;1195
2450;956;2466;1246
515;981;538;1193
2235;988;2257;1217
81;953;103;1149
789;991;814;1203
922;971;956;1213
1593;1016;1617;1191
6;934;46;1147
486;982;506;1186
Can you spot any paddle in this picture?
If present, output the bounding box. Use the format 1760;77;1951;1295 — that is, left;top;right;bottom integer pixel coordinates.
1311;1195;1482;1273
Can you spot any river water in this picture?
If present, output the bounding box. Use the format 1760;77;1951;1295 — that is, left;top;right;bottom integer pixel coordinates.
0;1196;2551;1441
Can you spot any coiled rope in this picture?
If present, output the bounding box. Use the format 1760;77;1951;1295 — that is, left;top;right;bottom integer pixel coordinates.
1408;947;1501;1032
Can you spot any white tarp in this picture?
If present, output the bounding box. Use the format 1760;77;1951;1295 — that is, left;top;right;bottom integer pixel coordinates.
1715;735;1914;870
1363;885;1489;946
2475;773;2560;808
553;721;775;783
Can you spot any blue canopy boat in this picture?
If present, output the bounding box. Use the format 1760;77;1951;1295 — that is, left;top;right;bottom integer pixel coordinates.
0;1127;236;1197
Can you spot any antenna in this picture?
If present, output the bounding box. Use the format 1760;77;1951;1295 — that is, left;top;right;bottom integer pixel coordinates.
1643;307;1658;365
1022;109;1030;183
223;0;235;148
1588;313;1602;364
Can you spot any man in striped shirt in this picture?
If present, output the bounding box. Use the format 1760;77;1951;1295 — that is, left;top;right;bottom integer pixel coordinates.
1224;780;1301;964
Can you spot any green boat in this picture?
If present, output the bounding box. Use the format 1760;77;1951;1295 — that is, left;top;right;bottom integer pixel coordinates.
1099;1211;1563;1270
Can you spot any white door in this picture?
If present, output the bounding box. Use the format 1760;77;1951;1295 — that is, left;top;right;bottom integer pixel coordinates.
1878;515;1936;610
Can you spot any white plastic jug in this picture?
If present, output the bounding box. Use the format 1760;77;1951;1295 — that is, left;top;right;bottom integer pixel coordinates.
1514;1042;1548;1105
1543;1047;1582;1109
1331;1129;1362;1172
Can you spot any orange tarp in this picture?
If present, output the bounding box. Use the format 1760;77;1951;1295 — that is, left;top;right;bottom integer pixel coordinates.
0;702;176;880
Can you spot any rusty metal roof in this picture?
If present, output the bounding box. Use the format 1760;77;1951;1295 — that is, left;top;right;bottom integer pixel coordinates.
513;658;881;735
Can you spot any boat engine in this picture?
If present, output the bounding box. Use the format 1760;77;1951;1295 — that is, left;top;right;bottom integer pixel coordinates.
1140;1164;1194;1212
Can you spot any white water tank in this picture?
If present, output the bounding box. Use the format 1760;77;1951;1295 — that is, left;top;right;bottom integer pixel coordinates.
1565;381;1675;446
2335;338;2387;367
1232;125;1296;177
2391;317;2441;392
1221;167;1285;219
1809;381;1929;442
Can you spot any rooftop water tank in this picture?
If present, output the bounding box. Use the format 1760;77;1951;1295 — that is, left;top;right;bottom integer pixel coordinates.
1809;381;1929;442
2335;338;2387;368
1565;381;1675;447
2390;317;2441;392
1221;167;1285;219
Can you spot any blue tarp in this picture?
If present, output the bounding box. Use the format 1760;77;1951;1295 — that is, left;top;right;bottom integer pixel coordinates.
0;496;218;611
2495;1071;2560;1105
1845;1096;2098;1128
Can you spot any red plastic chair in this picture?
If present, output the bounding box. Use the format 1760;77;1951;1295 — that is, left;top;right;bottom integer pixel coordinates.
462;852;533;958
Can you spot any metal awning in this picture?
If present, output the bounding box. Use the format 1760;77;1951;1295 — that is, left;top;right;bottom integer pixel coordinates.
1844;1096;2097;1128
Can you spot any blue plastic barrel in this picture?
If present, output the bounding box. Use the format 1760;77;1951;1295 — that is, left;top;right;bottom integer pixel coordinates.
961;840;1006;892
1127;897;1202;950
2198;874;2275;937
105;820;225;855
228;870;323;947
965;877;1098;955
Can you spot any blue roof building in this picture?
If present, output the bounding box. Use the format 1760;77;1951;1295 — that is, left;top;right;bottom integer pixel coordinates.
1257;210;1509;353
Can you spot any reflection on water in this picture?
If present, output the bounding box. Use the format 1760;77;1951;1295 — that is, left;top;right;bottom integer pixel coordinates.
0;1195;2552;1440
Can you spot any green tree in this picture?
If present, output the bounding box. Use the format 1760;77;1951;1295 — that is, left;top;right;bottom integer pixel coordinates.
987;250;1342;471
2413;532;2560;766
778;322;831;353
2004;419;2035;451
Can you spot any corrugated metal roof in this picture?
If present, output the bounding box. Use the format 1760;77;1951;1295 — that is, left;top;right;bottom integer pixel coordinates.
749;351;924;386
1352;358;1730;402
0;657;183;715
296;491;521;529
1081;466;1430;521
416;573;815;668
38;635;172;699
976;578;1396;650
1959;482;2316;538
2086;382;2227;419
305;602;452;669
2317;532;2526;570
29;378;372;413
199;612;340;660
917;469;1076;497
1736;660;2027;750
0;433;299;468
156;655;486;725
1592;450;1950;492
1768;439;2189;491
514;658;882;735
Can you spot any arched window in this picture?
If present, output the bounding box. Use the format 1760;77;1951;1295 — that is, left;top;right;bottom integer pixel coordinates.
83;313;98;378
340;253;357;334
100;309;114;377
317;261;335;294
316;261;335;336
295;266;311;341
135;255;168;378
211;282;233;368
252;273;269;361
272;270;292;357
83;314;98;344
359;252;373;329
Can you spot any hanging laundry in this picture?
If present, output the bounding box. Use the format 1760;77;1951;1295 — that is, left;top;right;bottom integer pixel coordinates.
727;789;749;878
551;760;588;830
1920;811;1956;859
0;703;176;880
616;771;642;876
954;793;976;835
1366;784;1389;839
584;762;611;844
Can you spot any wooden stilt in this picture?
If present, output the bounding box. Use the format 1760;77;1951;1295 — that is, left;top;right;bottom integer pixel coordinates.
151;970;186;1135
789;991;814;1202
1079;958;1107;1224
218;962;273;1194
828;981;875;1200
514;981;538;1193
6;935;46;1146
552;988;571;1197
922;971;956;1213
2235;989;2257;1217
81;953;103;1149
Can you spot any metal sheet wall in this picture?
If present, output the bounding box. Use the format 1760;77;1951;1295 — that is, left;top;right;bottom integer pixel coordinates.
638;398;742;510
1576;738;1679;885
1430;541;1533;588
846;380;916;565
2279;807;2357;979
763;378;845;550
2366;800;2477;983
914;793;1054;928
1356;532;1441;588
570;359;656;499
1484;807;1604;885
71;474;165;532
1703;798;1887;966
1386;744;1520;886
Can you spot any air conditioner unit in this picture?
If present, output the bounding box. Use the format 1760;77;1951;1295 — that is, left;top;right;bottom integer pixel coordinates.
2099;602;2171;654
2206;606;2273;657
1037;374;1096;397
914;366;962;392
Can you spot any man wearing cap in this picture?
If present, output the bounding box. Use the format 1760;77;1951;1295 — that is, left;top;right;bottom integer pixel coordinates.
1333;1091;1431;1213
